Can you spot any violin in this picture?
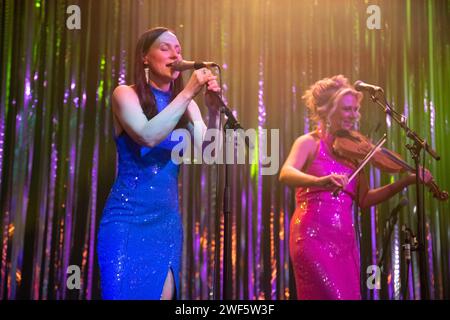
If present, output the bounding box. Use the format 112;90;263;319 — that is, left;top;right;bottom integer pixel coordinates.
331;129;448;201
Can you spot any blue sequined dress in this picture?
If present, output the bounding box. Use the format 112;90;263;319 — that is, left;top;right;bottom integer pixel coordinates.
97;87;182;299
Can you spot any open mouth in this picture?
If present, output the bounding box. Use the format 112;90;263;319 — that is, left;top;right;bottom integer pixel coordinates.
166;60;181;68
165;62;182;74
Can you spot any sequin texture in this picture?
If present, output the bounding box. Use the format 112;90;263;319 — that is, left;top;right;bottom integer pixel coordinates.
97;87;182;299
289;138;361;300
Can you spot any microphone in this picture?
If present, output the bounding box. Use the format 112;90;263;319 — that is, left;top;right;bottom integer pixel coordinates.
167;60;219;72
354;80;384;94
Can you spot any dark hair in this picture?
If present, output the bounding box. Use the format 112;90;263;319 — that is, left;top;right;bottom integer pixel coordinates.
133;27;188;127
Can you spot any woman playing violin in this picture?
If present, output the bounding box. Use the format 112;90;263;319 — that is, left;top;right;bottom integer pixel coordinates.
279;75;433;300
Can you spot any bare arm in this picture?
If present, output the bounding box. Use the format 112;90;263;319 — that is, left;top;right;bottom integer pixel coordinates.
112;68;215;148
279;134;351;189
185;78;221;152
112;85;193;147
185;99;220;152
279;135;319;187
358;169;433;209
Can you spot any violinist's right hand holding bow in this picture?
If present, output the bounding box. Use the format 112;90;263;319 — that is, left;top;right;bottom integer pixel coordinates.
316;173;349;190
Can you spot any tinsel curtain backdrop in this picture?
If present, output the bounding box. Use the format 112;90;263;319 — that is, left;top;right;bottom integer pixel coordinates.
0;0;449;300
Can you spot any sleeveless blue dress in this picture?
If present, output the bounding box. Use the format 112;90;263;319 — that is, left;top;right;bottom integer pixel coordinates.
97;87;182;299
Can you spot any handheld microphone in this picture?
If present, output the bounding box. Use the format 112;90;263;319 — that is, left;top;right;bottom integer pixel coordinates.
354;80;384;94
167;60;219;72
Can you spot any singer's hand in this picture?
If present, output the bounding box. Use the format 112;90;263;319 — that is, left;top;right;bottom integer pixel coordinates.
315;174;349;189
182;68;217;99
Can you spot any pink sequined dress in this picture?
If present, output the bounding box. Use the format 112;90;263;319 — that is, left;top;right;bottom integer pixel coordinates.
289;135;361;300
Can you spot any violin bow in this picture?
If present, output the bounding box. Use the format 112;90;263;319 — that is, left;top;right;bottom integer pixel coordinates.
332;134;387;197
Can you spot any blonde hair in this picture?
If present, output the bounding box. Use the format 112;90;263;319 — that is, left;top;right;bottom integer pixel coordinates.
302;75;363;127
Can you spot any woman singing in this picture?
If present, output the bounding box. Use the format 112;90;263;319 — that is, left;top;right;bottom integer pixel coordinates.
97;27;220;300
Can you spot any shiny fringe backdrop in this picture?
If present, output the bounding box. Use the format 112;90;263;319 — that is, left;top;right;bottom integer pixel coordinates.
0;0;449;300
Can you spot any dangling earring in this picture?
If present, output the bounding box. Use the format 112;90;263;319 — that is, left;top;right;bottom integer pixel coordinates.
144;64;150;84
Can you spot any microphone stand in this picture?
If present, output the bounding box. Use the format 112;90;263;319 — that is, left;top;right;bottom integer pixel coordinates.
377;204;401;275
368;91;440;300
377;202;416;300
401;225;418;300
182;63;246;300
207;91;246;300
221;101;241;301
